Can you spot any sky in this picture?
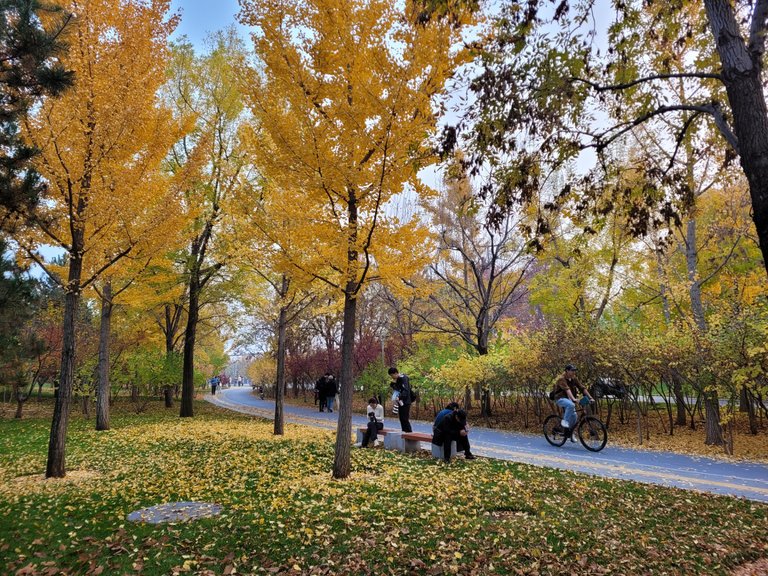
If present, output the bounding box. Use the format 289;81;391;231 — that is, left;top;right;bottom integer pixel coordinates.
169;0;247;47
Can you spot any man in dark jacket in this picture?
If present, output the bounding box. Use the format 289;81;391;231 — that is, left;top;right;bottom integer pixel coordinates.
324;373;337;412
432;409;475;462
388;366;413;432
315;374;328;412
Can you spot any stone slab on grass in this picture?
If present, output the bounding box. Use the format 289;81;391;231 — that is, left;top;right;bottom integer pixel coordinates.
127;501;223;524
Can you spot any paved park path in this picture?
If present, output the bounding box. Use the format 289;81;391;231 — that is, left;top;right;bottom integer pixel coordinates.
207;387;768;503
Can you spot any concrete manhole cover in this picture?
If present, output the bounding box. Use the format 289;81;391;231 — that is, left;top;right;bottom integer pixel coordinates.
127;501;223;524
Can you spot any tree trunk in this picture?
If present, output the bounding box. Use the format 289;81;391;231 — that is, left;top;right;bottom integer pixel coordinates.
671;371;688;426
739;384;750;413
685;220;707;331
480;387;492;418
164;387;174;408
746;387;758;435
656;251;672;324
332;288;357;479
96;281;113;431
332;187;359;480
164;304;183;355
180;277;200;418
15;394;23;419
45;250;83;478
705;0;768;275
464;386;472;411
704;392;725;446
274;276;289;436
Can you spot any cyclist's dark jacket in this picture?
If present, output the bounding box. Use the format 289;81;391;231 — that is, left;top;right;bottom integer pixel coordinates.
553;374;588;400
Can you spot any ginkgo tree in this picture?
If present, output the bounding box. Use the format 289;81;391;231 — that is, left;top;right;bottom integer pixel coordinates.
164;31;250;418
238;0;474;478
16;0;183;477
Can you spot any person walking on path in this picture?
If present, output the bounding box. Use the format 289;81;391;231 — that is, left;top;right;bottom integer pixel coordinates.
361;397;385;447
315;373;328;412
210;376;219;395
388;367;413;432
325;373;337;413
432;409;475;462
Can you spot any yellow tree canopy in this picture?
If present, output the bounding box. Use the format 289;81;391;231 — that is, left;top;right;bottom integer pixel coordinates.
18;0;185;290
238;0;473;294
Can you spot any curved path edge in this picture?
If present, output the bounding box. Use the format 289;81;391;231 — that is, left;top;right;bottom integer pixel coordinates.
207;387;768;504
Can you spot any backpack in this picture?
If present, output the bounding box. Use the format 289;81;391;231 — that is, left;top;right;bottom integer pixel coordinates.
410;388;420;403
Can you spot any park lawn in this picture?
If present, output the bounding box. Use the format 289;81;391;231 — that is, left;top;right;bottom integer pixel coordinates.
0;402;766;576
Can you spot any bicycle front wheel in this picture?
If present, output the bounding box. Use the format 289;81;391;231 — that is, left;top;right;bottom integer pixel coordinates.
543;414;567;447
578;416;608;452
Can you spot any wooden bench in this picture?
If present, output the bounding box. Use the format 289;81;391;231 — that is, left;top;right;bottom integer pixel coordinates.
401;432;456;458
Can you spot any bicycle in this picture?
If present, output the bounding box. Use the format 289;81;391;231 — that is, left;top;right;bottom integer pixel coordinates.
543;397;608;452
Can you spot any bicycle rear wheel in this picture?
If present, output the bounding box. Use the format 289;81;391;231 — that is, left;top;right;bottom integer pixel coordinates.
543;414;567;447
578;416;607;452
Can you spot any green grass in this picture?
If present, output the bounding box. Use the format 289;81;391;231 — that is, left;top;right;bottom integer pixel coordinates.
0;401;766;575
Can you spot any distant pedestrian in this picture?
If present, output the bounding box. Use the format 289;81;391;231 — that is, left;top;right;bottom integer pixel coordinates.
325;373;337;413
388;367;413;432
210;376;219;395
315;374;328;412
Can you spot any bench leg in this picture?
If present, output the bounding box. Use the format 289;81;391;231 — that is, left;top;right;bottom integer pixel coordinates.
431;441;457;460
404;439;425;453
384;432;404;451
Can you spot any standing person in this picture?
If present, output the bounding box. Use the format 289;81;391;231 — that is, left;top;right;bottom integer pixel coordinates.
361;397;385;447
388;367;413;432
432;409;475;462
324;373;337;413
552;364;594;441
315;373;328;412
210;376;218;396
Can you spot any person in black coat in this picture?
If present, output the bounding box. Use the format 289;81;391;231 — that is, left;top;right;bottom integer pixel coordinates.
388;366;413;432
431;409;476;462
315;374;328;412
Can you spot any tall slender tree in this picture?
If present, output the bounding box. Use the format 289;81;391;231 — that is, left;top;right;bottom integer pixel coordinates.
239;0;473;478
164;31;250;418
17;0;181;477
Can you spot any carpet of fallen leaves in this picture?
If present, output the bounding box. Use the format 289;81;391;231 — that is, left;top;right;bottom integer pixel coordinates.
0;401;766;576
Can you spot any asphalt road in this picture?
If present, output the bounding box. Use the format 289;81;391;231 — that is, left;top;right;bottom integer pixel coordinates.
208;387;768;503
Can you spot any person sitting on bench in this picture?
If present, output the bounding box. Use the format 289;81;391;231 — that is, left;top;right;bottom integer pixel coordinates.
432;408;476;462
361;397;384;447
433;401;460;431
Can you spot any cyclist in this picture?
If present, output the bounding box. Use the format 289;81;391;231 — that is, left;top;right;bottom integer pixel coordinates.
552;364;594;441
